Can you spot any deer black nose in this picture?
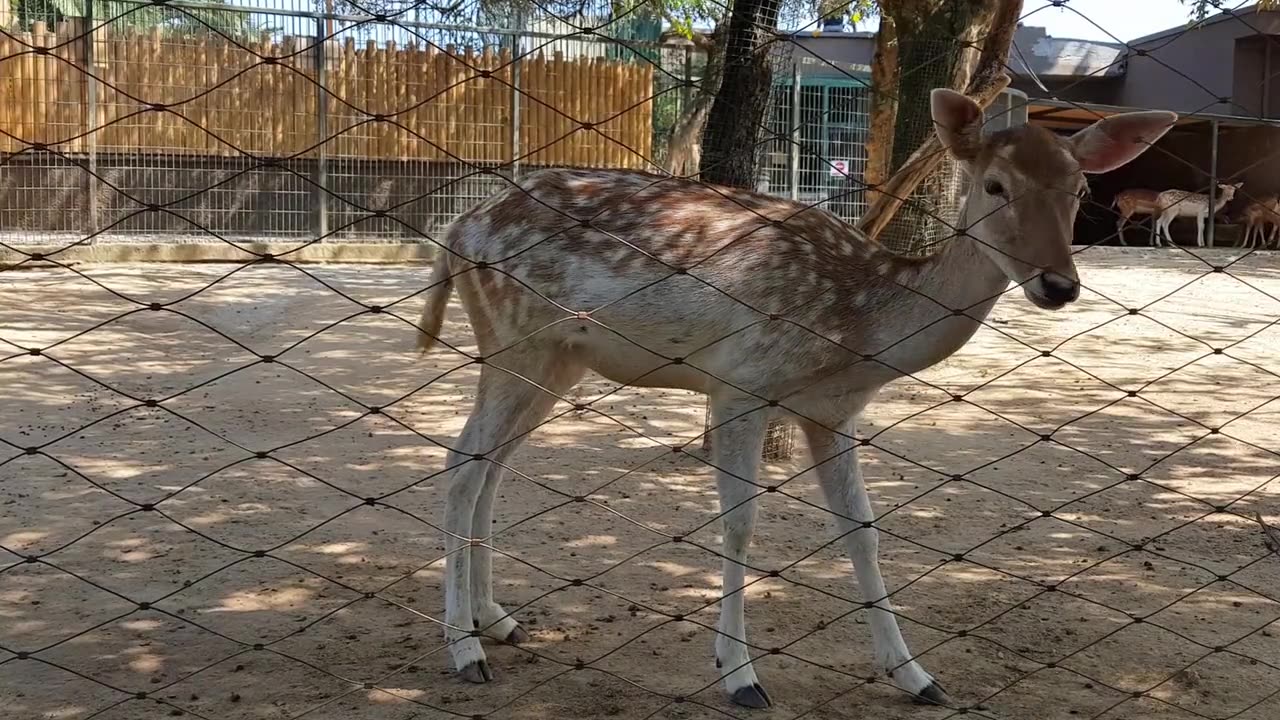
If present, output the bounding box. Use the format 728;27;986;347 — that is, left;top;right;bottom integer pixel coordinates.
1037;272;1080;304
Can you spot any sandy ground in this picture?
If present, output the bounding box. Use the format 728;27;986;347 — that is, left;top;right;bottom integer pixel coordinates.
1;247;1279;720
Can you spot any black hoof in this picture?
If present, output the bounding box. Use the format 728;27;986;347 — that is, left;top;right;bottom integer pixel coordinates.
505;625;530;645
730;683;772;709
459;660;493;684
912;681;950;706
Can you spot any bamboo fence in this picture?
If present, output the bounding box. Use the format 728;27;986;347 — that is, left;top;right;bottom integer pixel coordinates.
0;22;654;167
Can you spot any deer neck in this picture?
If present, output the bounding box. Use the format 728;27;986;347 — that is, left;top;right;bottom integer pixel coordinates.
908;199;1010;319
850;198;1011;373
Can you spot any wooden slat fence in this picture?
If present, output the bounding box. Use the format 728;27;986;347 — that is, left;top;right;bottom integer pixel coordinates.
0;22;654;167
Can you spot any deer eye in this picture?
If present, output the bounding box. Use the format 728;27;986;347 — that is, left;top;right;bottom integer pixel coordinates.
984;179;1005;197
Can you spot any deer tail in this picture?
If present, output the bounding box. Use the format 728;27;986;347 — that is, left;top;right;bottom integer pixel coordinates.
416;249;453;355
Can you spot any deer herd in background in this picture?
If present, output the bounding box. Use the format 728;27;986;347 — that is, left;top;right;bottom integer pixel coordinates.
1113;182;1280;249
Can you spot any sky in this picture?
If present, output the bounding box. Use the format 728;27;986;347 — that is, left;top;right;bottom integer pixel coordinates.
217;0;1247;48
850;0;1248;43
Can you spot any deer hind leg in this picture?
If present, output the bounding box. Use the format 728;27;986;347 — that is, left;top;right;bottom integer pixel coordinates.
1157;212;1175;247
444;349;583;682
1115;214;1128;246
708;393;771;708
469;358;584;645
800;420;948;705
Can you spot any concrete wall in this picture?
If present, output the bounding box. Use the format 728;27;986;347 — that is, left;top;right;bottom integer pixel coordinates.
783;32;874;81
1121;11;1280;117
784;30;1129;106
1011;77;1125;106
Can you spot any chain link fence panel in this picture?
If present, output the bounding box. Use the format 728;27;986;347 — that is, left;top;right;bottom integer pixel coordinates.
2;1;1280;719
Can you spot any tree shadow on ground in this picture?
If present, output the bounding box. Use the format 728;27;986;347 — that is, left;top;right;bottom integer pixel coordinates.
0;250;1278;720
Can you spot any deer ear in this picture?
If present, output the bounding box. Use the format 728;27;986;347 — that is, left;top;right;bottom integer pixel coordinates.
931;89;984;161
1069;111;1177;174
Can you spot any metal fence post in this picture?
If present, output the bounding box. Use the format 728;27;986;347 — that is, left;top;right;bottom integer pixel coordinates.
82;5;98;238
1208;119;1219;248
789;62;800;201
682;44;693;114
313;18;329;240
510;34;522;179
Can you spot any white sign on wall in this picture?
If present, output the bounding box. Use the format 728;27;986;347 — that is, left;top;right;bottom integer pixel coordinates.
829;159;851;177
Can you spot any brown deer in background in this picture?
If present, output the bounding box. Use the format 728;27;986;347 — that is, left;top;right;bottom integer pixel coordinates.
416;89;1175;707
1112;188;1164;245
1240;195;1280;249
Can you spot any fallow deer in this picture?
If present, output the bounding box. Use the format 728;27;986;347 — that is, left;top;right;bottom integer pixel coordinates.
1153;183;1242;248
415;89;1175;707
1112;188;1163;245
1240;194;1280;249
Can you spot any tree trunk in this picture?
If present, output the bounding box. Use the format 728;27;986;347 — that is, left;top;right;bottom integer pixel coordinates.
887;4;988;169
694;0;792;459
857;0;1023;243
697;0;781;188
876;0;990;253
665;28;726;177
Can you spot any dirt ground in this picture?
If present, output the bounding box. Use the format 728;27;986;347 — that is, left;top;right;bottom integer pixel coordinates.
2;247;1279;720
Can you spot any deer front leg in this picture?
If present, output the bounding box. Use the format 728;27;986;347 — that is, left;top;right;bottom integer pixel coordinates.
1157;213;1175;247
801;420;949;705
1197;209;1207;248
708;395;770;708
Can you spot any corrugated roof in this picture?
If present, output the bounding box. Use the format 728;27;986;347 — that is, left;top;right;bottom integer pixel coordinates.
1013;26;1126;79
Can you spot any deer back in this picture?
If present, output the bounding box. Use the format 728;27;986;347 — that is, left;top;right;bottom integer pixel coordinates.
1115;189;1163;214
443;170;943;381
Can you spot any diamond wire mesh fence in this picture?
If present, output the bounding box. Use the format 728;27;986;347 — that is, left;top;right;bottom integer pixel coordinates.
1;1;1280;719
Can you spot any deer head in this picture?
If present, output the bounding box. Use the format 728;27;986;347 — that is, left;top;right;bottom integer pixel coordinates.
931;90;1177;310
1218;182;1244;204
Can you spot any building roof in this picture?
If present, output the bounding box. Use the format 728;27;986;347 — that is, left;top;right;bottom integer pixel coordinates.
1026;97;1280;130
1011;25;1125;80
777;5;1267;85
